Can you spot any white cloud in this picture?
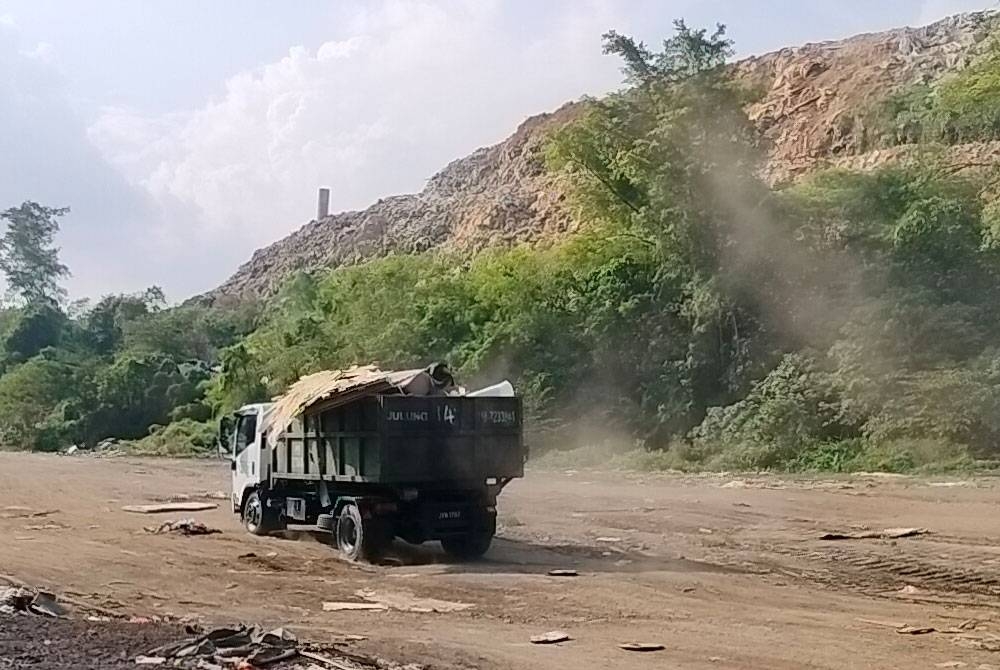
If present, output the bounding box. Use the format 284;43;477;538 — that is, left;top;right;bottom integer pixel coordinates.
21;41;55;62
0;14;15;28
88;0;626;256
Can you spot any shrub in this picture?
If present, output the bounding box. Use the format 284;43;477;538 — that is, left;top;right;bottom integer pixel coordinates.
126;419;218;457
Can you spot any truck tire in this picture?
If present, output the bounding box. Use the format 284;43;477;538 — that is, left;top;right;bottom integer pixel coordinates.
242;490;283;536
335;503;389;562
441;530;494;560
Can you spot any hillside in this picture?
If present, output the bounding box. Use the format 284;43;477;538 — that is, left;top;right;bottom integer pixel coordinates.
207;10;999;303
207;105;582;301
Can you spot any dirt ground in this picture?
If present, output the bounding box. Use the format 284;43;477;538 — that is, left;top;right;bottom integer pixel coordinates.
2;453;1000;669
0;615;186;669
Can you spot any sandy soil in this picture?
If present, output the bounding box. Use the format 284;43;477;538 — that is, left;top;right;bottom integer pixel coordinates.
2;452;1000;669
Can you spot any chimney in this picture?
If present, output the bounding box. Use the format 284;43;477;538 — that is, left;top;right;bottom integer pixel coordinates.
317;187;330;219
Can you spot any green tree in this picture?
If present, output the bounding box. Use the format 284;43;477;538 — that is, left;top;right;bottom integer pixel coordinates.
78;354;209;443
2;303;67;365
602;20;733;86
123;304;247;362
82;287;165;355
0;355;80;450
547;20;768;435
0;202;70;304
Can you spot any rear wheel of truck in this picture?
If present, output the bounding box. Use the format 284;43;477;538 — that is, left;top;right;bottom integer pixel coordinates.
242;490;283;536
441;530;494;560
335;503;390;562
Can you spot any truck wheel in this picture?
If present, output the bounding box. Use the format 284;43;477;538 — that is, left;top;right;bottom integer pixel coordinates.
441;530;494;560
242;490;283;536
336;503;389;562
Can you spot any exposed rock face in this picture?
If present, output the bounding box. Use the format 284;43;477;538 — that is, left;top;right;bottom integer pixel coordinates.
206;11;998;303
739;10;998;183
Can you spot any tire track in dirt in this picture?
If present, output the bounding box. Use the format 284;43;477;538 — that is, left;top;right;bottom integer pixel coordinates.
745;536;1000;605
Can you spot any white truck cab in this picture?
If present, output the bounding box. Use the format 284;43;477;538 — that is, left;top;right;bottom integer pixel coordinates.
225;403;273;524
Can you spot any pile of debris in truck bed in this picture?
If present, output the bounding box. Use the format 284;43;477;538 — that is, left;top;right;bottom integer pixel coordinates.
264;361;513;444
265;363;456;442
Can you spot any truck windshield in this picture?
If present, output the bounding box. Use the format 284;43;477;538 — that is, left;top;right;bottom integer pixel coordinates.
234;414;258;455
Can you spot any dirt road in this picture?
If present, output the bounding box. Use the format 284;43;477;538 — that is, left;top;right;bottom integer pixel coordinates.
2;453;1000;669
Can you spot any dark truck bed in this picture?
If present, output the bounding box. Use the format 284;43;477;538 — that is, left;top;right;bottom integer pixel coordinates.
270;394;524;485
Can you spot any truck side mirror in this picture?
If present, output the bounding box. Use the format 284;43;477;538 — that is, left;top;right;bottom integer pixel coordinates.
217;416;234;460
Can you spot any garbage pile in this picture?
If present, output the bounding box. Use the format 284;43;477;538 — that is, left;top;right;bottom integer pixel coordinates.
136;625;371;669
62;438;124;458
144;518;221;536
0;587;66;617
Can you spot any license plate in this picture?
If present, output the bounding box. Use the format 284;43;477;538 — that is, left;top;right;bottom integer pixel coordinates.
438;510;462;520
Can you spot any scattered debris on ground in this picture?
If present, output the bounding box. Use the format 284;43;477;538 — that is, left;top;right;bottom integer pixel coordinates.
1;507;59;519
201;491;229;500
144;519;221;536
819;528;928;541
354;589;474;614
530;631;571;644
896;625;936;635
618;642;665;652
136;625;376;669
0;614;186;670
858;616;1000;650
857;618;906;628
720;479;787;490
23;522;67;531
62;438;125;458
122;502;218;514
1;602;378;670
323;591;473;614
151;491;230;503
0;586;67;617
322;602;388;612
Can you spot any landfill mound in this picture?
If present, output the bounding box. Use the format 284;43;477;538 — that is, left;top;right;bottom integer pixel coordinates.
203;11;999;305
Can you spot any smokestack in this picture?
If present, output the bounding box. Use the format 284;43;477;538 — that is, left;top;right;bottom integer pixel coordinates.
317;187;330;219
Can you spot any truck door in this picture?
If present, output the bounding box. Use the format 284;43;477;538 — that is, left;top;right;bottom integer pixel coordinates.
231;410;261;508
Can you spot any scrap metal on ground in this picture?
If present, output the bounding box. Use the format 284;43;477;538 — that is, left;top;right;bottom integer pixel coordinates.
0;587;67;617
143;518;221;536
137;625;376;669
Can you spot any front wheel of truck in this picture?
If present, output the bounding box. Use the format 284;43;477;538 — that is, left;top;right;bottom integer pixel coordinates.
441;530;494;560
336;503;390;562
242;490;283;536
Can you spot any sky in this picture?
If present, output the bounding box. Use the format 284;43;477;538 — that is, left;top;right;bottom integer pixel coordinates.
0;0;994;301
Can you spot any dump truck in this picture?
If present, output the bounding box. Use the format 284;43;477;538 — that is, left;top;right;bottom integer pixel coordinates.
220;364;524;561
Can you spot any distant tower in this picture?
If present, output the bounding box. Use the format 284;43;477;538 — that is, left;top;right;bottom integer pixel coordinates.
317;187;330;219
